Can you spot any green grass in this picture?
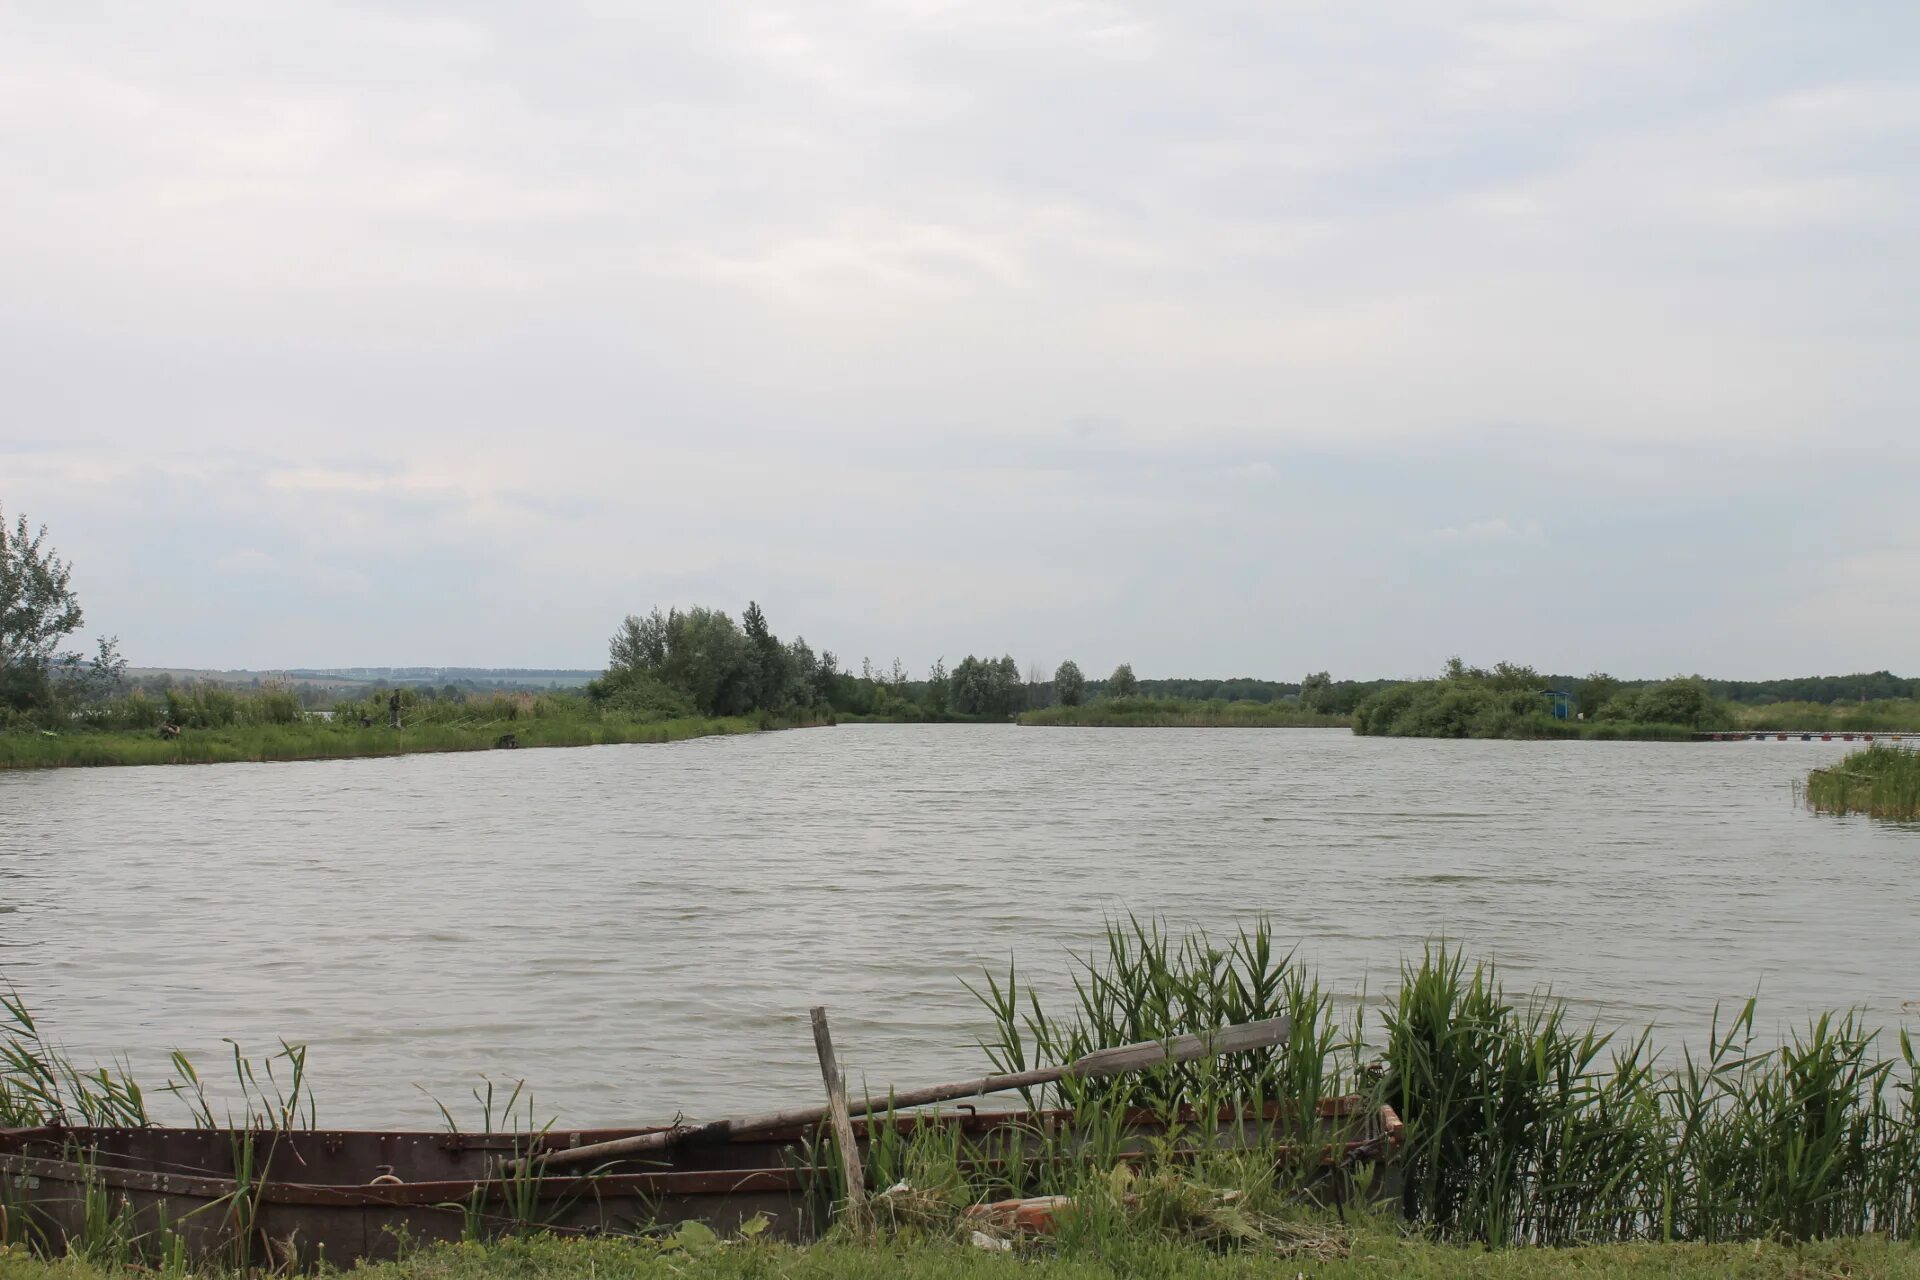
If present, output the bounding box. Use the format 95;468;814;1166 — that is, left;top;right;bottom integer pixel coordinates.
4;1231;1917;1280
0;715;824;770
1018;697;1347;728
1804;745;1920;820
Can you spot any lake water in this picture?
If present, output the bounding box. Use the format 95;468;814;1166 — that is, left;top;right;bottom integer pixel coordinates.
2;725;1915;1126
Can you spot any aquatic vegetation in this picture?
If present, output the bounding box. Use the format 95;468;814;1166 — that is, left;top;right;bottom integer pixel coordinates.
1803;744;1920;819
974;922;1919;1245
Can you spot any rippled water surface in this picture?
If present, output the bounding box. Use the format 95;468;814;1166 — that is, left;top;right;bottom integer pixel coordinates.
2;725;1915;1125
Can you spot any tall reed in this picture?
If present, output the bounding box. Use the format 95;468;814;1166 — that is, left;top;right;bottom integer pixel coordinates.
973;922;1918;1245
1804;744;1920;819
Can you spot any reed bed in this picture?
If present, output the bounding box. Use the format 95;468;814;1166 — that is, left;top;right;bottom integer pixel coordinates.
1738;699;1920;733
972;920;1919;1246
1803;744;1920;819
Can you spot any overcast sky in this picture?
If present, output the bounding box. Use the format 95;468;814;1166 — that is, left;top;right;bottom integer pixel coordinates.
3;1;1916;681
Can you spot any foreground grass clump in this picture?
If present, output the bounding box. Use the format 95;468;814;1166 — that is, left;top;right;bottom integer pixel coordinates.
976;919;1920;1246
1018;696;1346;728
5;1232;1920;1280
1804;745;1920;819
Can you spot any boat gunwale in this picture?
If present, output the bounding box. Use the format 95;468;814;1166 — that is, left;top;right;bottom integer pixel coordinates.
0;1096;1400;1207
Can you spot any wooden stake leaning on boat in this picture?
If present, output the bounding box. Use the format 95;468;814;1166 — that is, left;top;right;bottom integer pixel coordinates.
517;1015;1291;1175
810;1006;868;1234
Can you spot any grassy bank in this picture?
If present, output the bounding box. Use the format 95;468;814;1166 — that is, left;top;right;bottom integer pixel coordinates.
6;1232;1918;1280
0;711;823;770
1018;697;1346;728
1804;745;1920;819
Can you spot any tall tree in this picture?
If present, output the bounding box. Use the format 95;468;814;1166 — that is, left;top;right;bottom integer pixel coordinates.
1107;662;1139;698
925;656;950;716
949;655;989;715
608;609;671;673
603;605;754;716
741;600;790;711
990;656;1023;716
2;506;87;711
1054;659;1085;707
1299;670;1336;713
1577;672;1621;720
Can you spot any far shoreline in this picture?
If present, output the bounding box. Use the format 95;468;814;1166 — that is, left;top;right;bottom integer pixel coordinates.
0;715;832;772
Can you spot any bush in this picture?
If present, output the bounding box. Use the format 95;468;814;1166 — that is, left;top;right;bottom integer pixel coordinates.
1356;663;1735;738
1594;677;1729;730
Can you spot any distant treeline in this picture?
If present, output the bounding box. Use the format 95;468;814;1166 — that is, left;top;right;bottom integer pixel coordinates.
1353;660;1920;740
589;605;1408;725
100;663;1920;722
1515;670;1917;708
1698;671;1917;705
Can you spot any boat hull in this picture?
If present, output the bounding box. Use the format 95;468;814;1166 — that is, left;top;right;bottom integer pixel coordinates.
0;1097;1399;1266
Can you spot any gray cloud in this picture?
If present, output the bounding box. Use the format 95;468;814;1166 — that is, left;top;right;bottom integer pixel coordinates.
2;1;1916;677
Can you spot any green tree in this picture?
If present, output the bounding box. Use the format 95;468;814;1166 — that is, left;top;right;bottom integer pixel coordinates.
949;654;1024;717
949;655;989;715
1054;659;1085;706
782;636;824;709
990;656;1023;716
1107;662;1139;698
814;649;842;706
2;506;88;712
741;601;791;711
603;605;754;716
1299;670;1336;714
608;609;670;673
925;657;950;716
1577;672;1621;720
1623;676;1722;728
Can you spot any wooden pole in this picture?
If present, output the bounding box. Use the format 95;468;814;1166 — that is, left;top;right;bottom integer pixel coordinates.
810;1006;868;1235
519;1015;1289;1174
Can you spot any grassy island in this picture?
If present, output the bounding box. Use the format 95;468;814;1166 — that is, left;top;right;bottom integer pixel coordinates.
1354;662;1711;740
1804;744;1920;820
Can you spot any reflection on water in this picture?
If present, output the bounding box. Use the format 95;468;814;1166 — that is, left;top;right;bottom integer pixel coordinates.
1;725;1914;1124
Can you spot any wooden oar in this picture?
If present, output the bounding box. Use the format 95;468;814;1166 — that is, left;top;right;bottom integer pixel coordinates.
519;1015;1290;1174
